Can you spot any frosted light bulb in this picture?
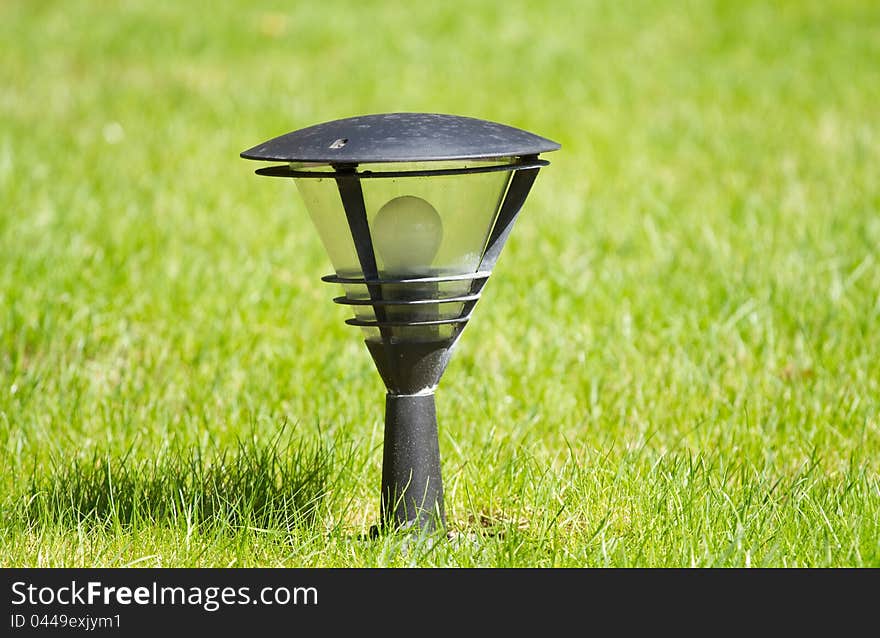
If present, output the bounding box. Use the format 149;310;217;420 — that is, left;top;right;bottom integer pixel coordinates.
372;196;443;276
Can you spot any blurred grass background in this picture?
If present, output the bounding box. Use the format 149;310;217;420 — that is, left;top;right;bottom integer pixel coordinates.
1;0;878;566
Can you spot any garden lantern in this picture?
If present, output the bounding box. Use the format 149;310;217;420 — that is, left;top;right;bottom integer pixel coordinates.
242;113;559;533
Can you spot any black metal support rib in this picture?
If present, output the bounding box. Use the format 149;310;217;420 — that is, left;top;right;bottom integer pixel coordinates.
334;167;378;280
478;166;540;273
334;167;391;335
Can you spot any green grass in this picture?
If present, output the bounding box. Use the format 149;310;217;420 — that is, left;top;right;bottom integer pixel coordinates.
1;0;878;566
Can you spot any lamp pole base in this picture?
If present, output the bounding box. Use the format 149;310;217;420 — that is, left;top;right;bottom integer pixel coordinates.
381;392;446;533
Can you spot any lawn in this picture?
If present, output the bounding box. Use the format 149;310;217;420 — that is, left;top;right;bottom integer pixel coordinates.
1;0;878;567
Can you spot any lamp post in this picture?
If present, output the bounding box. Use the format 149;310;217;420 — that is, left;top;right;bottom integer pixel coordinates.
242;113;558;534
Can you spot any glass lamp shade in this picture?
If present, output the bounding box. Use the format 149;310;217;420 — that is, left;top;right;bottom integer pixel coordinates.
293;159;515;344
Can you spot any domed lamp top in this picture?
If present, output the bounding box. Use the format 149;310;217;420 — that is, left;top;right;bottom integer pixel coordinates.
240;112;560;165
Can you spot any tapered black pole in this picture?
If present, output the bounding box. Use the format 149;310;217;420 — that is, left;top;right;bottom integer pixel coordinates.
381;392;445;532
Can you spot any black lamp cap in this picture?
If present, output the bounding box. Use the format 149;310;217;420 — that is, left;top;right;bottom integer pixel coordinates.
240;112;560;164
